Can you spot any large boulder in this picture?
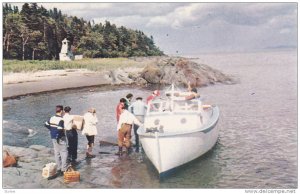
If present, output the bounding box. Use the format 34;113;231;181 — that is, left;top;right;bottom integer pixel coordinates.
141;57;233;87
105;67;147;85
140;64;163;84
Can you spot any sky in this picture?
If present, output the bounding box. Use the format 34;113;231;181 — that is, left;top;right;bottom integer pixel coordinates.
8;2;298;55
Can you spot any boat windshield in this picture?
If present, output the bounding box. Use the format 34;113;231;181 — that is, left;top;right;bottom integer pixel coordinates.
148;101;171;113
173;100;200;112
148;99;201;113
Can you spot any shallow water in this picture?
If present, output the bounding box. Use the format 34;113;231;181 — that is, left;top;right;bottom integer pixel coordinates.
3;50;297;188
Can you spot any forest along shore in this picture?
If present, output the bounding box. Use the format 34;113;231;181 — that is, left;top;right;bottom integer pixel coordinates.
3;56;235;100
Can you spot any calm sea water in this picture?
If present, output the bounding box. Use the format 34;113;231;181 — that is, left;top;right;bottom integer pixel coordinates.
3;50;297;188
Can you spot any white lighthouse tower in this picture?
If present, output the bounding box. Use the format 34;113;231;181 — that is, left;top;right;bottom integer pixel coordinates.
59;38;74;61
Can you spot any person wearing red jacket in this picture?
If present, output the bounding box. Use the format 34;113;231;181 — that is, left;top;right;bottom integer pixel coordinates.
146;90;160;104
116;98;127;122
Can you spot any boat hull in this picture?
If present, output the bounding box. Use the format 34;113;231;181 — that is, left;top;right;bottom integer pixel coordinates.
138;106;219;175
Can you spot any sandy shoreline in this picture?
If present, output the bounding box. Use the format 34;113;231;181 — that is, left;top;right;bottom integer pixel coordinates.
3;68;143;100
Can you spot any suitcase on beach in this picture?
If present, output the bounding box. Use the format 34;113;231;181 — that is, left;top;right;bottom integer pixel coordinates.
64;166;80;183
42;162;57;178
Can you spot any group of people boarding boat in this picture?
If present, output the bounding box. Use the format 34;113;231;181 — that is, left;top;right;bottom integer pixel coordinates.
44;82;199;176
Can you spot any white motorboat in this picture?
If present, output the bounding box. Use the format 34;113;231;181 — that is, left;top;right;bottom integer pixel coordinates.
137;84;220;177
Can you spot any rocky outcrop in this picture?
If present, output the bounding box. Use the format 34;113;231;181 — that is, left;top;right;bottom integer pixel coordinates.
105;56;234;88
140;57;234;87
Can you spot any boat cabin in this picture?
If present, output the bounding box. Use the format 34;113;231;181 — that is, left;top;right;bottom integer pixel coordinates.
145;89;205;134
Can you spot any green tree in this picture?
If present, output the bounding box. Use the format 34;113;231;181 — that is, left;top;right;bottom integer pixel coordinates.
3;13;22;59
3;3;164;60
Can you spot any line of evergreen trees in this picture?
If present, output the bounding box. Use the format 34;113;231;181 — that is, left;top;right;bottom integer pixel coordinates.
3;3;164;60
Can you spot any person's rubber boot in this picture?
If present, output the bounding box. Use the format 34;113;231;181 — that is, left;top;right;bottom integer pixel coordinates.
118;147;123;157
86;153;96;158
85;145;89;157
115;147;122;156
86;145;95;158
125;147;131;156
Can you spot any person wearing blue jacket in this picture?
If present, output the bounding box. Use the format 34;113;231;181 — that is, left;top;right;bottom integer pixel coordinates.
129;97;147;152
45;105;68;176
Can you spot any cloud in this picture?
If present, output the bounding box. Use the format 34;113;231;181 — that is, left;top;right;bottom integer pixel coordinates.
9;2;297;53
146;3;208;28
91;3;297;53
145;3;297;29
12;3;296;30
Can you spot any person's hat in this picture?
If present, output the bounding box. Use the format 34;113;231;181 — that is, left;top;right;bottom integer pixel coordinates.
153;90;160;96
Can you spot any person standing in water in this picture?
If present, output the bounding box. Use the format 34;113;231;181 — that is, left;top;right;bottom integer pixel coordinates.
82;108;98;158
129;97;147;152
116;105;143;156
